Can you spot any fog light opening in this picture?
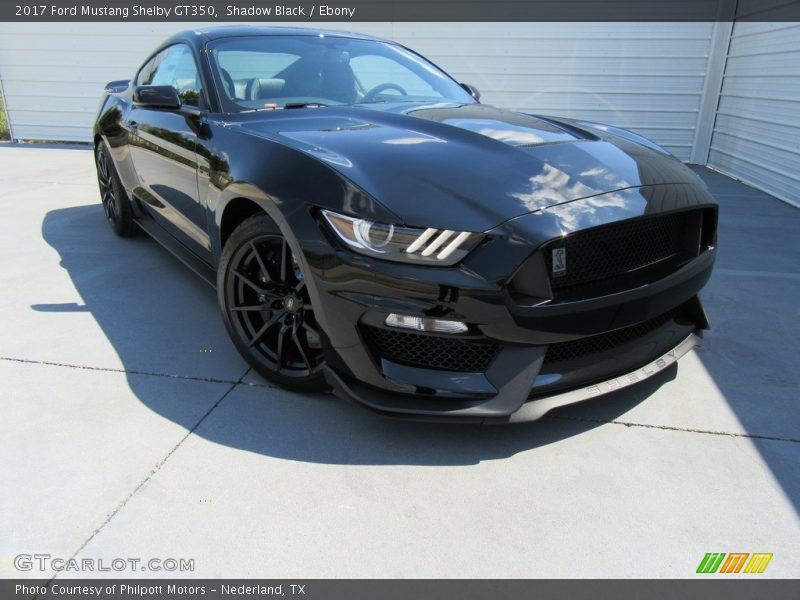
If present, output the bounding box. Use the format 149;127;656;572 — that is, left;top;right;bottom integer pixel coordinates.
385;313;468;334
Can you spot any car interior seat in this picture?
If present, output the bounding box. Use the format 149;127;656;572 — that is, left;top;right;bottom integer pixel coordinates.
248;78;287;101
318;52;357;103
279;51;357;103
219;68;237;100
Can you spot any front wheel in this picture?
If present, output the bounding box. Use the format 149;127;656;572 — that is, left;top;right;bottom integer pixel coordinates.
218;213;328;392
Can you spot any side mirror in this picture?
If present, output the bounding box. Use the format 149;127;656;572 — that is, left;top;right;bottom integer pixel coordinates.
133;85;181;109
460;83;481;101
104;79;130;93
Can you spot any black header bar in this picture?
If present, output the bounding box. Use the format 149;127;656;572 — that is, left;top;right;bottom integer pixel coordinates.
4;580;800;600
2;0;800;22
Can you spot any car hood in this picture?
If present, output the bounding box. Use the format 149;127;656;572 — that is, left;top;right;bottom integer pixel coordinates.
234;103;705;231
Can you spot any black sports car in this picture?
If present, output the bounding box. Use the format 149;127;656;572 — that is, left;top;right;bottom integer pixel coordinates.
94;26;717;422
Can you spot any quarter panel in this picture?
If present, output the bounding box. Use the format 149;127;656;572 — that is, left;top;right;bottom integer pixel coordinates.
94;93;139;195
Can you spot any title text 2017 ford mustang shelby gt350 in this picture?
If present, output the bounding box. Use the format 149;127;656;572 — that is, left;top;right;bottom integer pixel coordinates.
94;27;717;422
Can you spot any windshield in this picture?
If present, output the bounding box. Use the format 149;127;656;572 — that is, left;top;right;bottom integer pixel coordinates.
208;35;476;111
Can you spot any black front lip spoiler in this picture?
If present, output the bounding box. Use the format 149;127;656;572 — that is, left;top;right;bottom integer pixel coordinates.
509;332;701;423
324;332;702;424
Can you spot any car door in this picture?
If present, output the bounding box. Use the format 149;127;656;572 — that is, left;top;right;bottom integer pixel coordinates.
126;43;211;262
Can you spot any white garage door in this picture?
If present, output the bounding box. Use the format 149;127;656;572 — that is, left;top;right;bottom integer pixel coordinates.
0;22;714;160
707;22;800;206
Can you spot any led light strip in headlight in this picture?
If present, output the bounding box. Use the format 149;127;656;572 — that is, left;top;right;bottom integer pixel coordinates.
321;210;482;266
406;229;474;260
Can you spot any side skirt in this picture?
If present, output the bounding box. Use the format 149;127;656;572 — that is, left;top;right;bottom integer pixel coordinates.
134;216;216;288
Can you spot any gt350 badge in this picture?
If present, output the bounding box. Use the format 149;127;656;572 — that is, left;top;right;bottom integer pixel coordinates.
552;247;566;276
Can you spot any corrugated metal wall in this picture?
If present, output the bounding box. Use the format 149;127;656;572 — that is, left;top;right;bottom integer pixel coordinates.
2;20;799;205
0;22;713;160
392;23;714;161
707;22;800;206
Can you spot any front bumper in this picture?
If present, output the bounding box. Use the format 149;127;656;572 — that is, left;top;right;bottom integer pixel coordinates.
285;186;717;422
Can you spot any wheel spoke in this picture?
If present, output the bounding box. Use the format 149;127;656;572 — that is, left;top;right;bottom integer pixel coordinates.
280;239;288;282
275;322;290;372
249;241;272;283
294;279;306;293
231;305;265;312
247;310;284;348
98;155;108;180
103;192;116;222
233;270;264;294
291;322;313;371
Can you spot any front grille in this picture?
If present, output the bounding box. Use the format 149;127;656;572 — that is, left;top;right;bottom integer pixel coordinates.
542;210;702;296
361;325;499;373
543;309;678;366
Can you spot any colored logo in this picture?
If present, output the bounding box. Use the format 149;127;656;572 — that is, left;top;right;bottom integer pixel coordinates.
696;552;773;574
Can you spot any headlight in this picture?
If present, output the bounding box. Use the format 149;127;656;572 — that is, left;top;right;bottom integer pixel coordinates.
321;210;482;265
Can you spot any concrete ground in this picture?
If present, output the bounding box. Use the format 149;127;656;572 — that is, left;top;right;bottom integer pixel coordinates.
1;145;798;579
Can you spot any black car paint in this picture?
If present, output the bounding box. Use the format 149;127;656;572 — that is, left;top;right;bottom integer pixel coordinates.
95;27;718;422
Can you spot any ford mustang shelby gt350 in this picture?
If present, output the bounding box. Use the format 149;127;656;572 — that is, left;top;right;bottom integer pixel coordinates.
94;27;717;422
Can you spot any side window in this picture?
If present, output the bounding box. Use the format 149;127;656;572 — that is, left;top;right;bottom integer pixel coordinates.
217;51;298;81
143;45;204;107
135;56;157;87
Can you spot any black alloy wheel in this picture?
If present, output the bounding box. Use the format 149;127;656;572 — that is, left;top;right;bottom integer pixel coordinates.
95;142;138;237
219;214;327;391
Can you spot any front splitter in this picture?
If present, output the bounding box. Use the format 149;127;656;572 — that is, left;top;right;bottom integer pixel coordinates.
325;333;702;423
509;332;702;422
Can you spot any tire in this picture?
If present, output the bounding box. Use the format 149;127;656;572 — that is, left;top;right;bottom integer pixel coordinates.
95;142;138;237
218;213;328;392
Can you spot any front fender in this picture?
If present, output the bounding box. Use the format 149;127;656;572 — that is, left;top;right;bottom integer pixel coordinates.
204;124;404;349
204;122;402;264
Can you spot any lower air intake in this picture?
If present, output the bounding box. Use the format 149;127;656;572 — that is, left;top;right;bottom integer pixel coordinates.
361;325;499;373
543;309;679;366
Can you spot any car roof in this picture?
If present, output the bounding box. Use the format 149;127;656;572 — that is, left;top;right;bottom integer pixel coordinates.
166;26;387;46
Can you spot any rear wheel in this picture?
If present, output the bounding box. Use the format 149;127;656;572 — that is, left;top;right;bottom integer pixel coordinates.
95;142;138;237
218;213;327;392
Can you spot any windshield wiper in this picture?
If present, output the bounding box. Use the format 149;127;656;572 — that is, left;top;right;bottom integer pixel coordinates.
240;102;329;113
283;102;328;109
